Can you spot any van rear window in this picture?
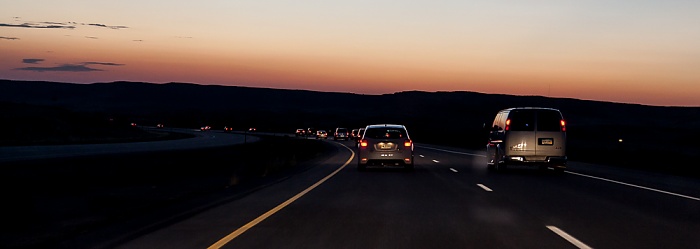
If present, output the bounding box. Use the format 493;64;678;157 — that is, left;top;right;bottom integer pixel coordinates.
508;110;535;131
537;110;563;131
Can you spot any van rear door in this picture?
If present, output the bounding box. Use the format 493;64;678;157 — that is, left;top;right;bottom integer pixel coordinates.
505;110;537;157
535;110;566;158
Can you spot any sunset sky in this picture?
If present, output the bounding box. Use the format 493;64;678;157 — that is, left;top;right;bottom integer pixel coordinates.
1;1;699;106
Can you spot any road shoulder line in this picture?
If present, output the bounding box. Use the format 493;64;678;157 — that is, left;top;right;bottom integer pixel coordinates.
207;143;356;249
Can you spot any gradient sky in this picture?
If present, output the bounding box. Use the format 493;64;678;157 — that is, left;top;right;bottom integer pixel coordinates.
1;1;699;106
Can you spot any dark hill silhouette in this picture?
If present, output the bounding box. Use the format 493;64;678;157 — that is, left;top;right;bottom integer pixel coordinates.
1;79;699;176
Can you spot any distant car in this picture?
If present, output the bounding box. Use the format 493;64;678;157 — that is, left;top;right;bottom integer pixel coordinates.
316;130;328;139
248;127;257;132
334;127;349;141
296;128;306;137
200;126;211;131
156;123;164;128
307;127;316;137
224;126;234;132
355;128;365;145
357;124;414;171
350;129;359;139
130;123;138;127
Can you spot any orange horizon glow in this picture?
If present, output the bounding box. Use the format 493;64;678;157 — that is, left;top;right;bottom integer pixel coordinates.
2;1;699;107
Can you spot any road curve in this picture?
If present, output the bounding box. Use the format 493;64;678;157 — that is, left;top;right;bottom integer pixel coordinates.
115;140;700;249
0;128;259;163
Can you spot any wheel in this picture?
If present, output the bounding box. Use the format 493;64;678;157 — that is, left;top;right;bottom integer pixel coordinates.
493;151;506;172
552;166;565;174
494;160;506;172
404;162;414;171
486;148;496;171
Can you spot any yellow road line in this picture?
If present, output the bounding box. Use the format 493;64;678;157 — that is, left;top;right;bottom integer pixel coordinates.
208;143;355;249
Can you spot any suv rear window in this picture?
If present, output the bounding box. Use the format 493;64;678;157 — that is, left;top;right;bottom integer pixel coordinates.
364;128;407;139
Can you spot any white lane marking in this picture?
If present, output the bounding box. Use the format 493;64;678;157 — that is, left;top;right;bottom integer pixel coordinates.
208;143;356;249
419;144;699;202
547;226;593;249
417;145;486;157
419;155;425;158
477;184;493;192
566;171;700;201
432;160;440;163
449;168;458;173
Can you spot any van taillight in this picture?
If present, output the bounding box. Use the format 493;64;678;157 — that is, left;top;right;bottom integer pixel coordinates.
360;140;368;147
561;120;566;132
404;140;412;147
505;119;511;131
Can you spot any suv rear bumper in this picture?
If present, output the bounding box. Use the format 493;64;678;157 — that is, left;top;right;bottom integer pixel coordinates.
359;152;414;166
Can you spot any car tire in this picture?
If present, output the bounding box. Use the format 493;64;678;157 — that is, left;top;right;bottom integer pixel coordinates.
486;151;498;171
553;166;565;174
493;152;506;172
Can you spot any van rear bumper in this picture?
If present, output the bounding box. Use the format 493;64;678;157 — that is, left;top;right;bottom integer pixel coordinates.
504;156;567;167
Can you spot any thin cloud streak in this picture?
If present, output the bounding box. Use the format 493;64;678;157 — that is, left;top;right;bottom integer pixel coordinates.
0;21;128;30
0;36;19;40
15;64;102;72
0;22;75;29
87;23;128;29
14;61;124;72
84;62;124;66
22;59;45;64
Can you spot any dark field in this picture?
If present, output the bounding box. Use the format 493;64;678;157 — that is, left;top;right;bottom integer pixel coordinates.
2;79;699;177
1;80;699;248
0;135;334;249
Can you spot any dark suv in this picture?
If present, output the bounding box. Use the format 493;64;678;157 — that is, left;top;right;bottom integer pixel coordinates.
357;124;414;171
334;127;349;141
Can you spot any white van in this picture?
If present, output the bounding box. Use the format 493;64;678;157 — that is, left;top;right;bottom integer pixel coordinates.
486;107;567;172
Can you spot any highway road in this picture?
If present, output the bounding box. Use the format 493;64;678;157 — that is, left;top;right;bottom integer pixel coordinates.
113;139;700;249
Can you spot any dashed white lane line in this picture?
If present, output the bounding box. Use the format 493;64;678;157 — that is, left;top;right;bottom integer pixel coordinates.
207;143;356;249
547;226;593;249
477;184;493;192
566;171;700;201
432;159;440;163
419;155;425;158
449;168;458;173
417;145;486;157
420;144;698;202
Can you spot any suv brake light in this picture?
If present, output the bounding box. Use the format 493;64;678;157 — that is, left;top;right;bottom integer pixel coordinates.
360;139;368;147
404;140;412;147
505;119;511;131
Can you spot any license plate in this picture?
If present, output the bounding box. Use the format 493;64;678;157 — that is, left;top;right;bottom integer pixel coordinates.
379;143;393;149
381;154;393;157
539;138;553;145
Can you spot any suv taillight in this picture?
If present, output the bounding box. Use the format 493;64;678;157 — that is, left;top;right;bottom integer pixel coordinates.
505;119;511;131
404;140;412;147
360;139;368;147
